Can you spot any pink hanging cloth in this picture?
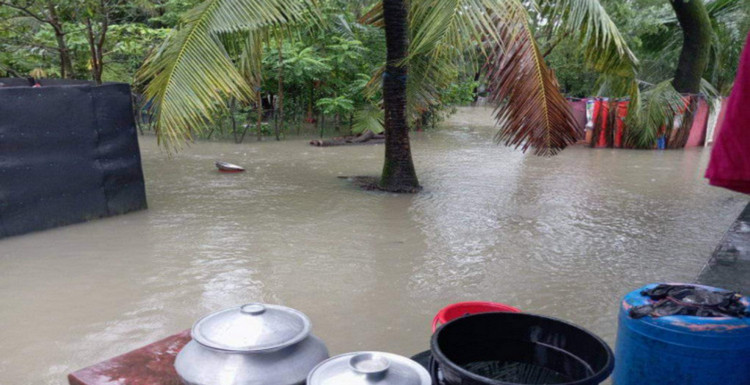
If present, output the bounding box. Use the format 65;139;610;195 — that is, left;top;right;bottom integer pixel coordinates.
705;32;750;194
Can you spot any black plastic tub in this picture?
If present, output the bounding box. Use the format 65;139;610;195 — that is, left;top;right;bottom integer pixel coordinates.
430;312;614;385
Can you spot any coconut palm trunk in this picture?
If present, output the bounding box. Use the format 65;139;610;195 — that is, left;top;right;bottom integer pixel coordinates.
670;0;713;93
379;0;420;192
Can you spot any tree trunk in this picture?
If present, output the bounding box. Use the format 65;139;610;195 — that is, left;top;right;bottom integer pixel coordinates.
229;98;239;143
379;0;420;192
306;82;315;123
472;70;481;104
45;2;73;78
256;90;263;141
670;0;712;93
83;8;108;85
276;34;284;141
84;18;102;84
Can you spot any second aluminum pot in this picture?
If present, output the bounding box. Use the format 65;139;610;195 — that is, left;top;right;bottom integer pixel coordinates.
307;351;432;384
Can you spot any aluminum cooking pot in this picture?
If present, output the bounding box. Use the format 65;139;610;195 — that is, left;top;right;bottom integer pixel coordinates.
307;351;432;385
175;303;329;385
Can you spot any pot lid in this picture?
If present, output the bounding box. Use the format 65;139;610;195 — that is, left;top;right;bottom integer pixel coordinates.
191;303;311;352
307;352;432;385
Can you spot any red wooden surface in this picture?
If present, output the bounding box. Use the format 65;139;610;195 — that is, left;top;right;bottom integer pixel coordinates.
68;330;190;385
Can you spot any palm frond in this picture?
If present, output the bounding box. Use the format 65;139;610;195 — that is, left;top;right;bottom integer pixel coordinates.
541;0;641;113
360;2;384;27
362;0;500;119
595;72;641;112
407;0;501;60
238;29;266;89
624;79;684;148
403;0;512;123
540;0;638;76
486;14;581;156
699;78;720;99
352;104;385;134
136;0;316;151
364;0;631;155
332;14;358;39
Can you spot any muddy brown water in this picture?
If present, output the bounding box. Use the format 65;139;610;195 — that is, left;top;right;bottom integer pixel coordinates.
1;107;746;384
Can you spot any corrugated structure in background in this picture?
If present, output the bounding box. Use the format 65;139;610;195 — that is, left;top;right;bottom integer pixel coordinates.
0;80;147;238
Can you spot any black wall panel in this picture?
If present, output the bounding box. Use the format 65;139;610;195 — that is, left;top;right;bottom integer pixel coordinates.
0;80;147;238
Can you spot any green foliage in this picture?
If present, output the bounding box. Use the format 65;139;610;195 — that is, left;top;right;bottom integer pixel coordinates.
1;0;734;152
136;0;319;150
625;80;685;148
440;81;479;105
0;1;175;82
316;95;354;115
3;0;747;152
148;0;203;27
266;43;331;84
104;24;170;82
626;78;720;148
545;39;600;97
352;104;384;134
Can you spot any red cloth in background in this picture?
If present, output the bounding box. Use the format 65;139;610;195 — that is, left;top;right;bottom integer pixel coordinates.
706;32;750;194
686;99;708;148
594;99;609;147
615;101;628;148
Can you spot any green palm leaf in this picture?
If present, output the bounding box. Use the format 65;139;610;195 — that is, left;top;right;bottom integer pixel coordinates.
540;0;638;77
353;104;385;134
626;78;720;148
625;79;683;148
404;0;504;119
136;0;317;151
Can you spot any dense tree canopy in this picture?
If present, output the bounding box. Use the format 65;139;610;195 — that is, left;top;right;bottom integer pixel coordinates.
1;0;747;154
3;0;745;94
0;0;197;81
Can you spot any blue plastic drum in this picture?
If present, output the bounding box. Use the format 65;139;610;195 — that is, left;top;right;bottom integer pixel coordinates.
614;283;750;385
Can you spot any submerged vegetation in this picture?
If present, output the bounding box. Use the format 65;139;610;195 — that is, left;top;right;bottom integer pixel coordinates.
1;0;748;188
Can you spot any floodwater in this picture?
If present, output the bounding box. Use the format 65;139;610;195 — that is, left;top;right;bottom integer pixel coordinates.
0;107;747;385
